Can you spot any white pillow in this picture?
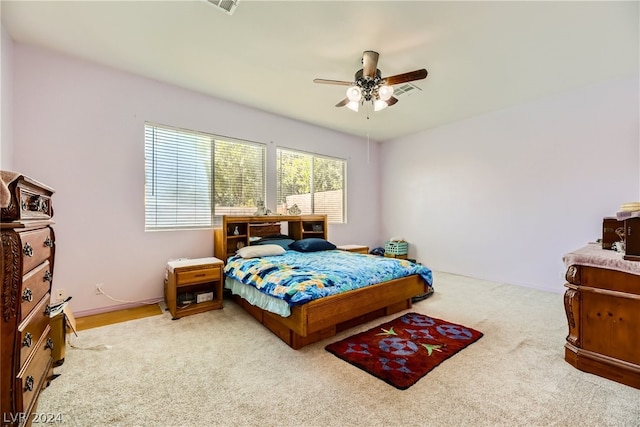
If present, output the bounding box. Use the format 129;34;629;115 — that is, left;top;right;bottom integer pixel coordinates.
236;244;286;259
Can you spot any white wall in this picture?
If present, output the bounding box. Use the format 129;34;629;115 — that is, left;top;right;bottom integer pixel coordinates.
1;25;13;170
12;44;380;315
380;77;640;293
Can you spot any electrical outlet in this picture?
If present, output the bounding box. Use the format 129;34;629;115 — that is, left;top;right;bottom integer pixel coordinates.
95;284;103;295
55;289;65;301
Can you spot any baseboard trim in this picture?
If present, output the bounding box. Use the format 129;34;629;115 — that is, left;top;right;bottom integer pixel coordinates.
75;298;164;331
75;298;163;318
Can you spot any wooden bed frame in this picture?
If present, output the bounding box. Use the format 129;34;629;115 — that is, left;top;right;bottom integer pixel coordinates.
214;214;430;349
231;274;428;349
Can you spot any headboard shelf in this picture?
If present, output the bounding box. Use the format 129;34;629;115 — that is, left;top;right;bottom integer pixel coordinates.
213;214;328;262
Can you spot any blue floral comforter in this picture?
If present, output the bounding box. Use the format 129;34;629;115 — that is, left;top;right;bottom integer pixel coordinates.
224;250;433;306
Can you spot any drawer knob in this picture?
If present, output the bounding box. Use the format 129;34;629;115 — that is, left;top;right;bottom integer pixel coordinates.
23;332;33;348
45;338;54;350
23;242;33;257
24;376;34;392
22;288;33;302
43;271;53;282
44;236;54;248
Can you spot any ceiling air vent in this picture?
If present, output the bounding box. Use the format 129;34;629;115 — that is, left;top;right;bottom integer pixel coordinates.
394;83;422;97
206;0;239;15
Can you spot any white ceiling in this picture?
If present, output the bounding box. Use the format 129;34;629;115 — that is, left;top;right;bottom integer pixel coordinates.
2;1;638;142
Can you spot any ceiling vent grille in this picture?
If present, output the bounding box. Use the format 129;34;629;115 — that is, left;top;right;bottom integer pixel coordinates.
206;0;239;15
394;83;422;97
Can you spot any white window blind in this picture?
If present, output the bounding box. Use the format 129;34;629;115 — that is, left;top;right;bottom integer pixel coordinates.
276;148;346;223
145;123;265;231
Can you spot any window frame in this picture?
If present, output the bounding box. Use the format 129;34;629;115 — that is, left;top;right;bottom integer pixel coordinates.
144;122;266;231
276;147;347;224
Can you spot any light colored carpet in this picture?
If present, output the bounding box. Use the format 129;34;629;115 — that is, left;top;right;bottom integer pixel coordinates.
38;272;640;426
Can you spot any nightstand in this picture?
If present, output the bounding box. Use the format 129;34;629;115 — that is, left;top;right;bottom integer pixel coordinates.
165;257;223;319
337;244;369;254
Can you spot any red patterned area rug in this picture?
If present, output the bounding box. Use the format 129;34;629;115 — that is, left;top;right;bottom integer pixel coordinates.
325;312;483;390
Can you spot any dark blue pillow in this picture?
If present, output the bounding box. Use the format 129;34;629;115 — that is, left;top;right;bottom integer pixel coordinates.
289;238;337;252
253;238;295;250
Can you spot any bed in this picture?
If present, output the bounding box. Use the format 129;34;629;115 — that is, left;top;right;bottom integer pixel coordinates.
222;233;434;349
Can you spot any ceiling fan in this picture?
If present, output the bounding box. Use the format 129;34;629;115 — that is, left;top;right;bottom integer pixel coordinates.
313;50;428;112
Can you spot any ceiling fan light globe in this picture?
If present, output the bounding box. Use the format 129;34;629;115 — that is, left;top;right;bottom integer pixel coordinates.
378;85;394;101
346;86;362;102
374;100;388;111
346;101;360;112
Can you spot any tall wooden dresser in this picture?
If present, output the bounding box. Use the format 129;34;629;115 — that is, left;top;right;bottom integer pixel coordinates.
1;172;56;426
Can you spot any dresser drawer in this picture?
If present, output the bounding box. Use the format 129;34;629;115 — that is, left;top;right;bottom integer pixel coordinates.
176;267;221;287
17;326;53;417
18;189;53;221
19;227;54;274
19;295;51;369
0;173;54;222
20;261;53;323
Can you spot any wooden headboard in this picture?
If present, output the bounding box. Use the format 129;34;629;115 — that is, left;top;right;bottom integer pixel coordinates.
248;222;282;238
213;214;328;261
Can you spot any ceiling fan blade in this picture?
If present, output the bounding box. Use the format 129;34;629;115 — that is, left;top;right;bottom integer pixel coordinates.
335;98;349;107
382;69;428;86
387;96;399;107
313;78;353;86
362;51;379;78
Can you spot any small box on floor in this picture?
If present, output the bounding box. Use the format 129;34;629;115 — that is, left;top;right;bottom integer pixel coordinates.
50;305;77;366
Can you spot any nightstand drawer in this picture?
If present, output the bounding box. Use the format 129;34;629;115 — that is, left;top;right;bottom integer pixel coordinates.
176;267;221;287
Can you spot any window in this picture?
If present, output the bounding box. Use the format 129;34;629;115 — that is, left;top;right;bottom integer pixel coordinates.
144;123;265;230
276;148;346;223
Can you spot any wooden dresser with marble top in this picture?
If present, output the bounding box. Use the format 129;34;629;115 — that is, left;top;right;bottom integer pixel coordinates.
1;172;56;426
563;243;640;389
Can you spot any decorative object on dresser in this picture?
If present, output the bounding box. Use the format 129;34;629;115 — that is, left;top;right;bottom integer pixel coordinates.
164;257;224;320
562;243;640;389
601;217;624;250
623;217;640;261
1;171;56;426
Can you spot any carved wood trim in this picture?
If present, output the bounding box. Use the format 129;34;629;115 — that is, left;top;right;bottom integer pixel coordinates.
564;287;580;346
0;197;19;220
1;231;21;322
565;265;580;285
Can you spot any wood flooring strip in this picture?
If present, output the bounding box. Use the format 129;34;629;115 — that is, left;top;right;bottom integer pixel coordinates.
75;304;163;331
